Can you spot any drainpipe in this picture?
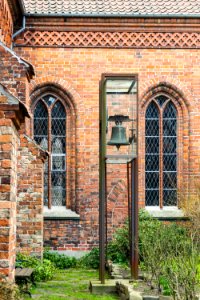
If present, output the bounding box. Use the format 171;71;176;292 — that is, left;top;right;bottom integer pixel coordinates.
12;16;26;48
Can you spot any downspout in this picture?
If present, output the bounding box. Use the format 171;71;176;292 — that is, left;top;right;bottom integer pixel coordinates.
12;15;26;48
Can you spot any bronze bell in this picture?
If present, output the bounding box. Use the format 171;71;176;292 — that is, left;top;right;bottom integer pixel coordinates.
107;124;130;149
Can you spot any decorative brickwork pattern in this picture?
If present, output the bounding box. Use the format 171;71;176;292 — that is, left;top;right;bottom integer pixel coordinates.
107;173;128;239
16;30;200;48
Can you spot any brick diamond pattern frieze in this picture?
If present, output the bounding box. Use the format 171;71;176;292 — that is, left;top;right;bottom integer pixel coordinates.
15;30;200;48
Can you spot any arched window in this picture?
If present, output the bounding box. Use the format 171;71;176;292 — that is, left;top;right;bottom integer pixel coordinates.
33;94;67;207
145;95;177;207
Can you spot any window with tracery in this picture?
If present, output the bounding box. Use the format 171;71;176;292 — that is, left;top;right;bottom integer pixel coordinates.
145;95;177;207
33;94;66;207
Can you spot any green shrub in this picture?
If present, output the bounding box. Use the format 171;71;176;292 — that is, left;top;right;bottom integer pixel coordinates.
197;260;200;281
43;250;77;269
79;248;99;269
16;253;55;282
107;209;200;298
107;220;129;264
107;209;151;264
159;276;172;296
139;212;188;290
162;242;200;299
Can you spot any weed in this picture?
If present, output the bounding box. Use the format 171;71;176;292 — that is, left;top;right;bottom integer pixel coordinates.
44;250;77;269
16;253;55;282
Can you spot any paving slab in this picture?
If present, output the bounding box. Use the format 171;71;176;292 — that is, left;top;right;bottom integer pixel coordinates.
90;280;117;295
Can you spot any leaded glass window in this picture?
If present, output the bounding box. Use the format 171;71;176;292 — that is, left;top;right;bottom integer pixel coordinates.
33;94;67;207
145;102;159;206
145;95;177;207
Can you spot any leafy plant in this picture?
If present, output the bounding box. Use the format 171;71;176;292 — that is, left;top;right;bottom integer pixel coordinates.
159;276;172;296
106;209;200;299
107;209;162;265
44;250;77;269
139;212;164;289
163;240;200;300
16;253;55;282
107;220;129;264
179;178;200;237
139;214;189;291
79;248;99;269
139;210;200;299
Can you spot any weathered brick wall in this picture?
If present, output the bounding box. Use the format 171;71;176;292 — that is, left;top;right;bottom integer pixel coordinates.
17;135;46;257
44;220;82;250
0;38;34;279
107;166;129;239
0;0;13;47
0;43;34;106
13;14;200;251
13;45;198;250
0;117;19;280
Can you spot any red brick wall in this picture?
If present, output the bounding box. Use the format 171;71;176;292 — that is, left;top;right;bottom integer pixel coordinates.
0;0;13;47
44;220;83;250
13;44;198;250
17;135;46;257
0;37;35;279
0;117;19;280
0;44;32;105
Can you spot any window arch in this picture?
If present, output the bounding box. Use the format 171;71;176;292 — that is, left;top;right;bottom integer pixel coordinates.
145;95;177;207
33;94;67;207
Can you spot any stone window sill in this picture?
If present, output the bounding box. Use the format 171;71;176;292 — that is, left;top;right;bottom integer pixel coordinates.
145;206;189;220
43;206;80;220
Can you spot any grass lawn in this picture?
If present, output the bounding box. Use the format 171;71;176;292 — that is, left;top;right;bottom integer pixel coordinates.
23;268;119;300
